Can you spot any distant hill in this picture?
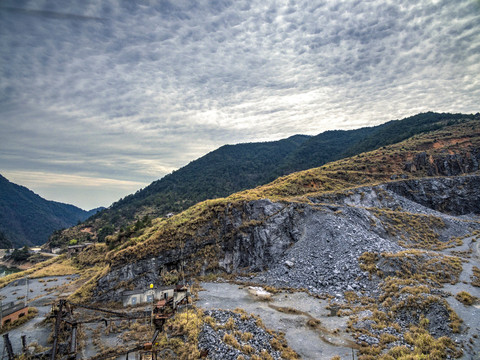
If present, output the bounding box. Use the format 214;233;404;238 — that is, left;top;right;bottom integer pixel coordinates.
48;112;478;247
0;175;103;247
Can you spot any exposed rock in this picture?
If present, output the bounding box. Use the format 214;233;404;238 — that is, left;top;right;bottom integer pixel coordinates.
385;175;480;215
93;175;480;302
404;148;480;176
198;310;283;360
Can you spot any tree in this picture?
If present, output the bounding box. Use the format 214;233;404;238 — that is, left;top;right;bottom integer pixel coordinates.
10;246;30;262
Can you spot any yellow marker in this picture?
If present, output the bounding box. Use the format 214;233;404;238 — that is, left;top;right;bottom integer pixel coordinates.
150;284;154;289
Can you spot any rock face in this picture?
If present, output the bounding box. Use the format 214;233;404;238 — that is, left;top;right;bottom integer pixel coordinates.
94;175;480;302
252;204;402;296
404;149;480;176
384;175;480;215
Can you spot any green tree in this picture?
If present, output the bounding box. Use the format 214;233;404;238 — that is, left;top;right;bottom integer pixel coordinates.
10;246;30;262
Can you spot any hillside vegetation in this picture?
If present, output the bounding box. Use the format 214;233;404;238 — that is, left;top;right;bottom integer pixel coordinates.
48;112;477;248
27;118;477;281
104;118;480;267
0;175;102;247
9;117;480;359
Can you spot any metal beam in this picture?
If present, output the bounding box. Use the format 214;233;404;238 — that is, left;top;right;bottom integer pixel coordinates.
3;333;14;360
51;299;65;360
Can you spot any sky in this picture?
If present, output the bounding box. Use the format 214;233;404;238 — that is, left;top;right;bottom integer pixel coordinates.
0;0;479;210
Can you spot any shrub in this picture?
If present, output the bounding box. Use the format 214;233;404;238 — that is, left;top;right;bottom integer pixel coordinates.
455;291;475;305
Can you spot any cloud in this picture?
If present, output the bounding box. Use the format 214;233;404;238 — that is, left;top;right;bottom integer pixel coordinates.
2;170;148;210
0;0;479;208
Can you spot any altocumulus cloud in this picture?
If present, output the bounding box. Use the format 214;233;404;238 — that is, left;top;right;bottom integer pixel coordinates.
0;0;479;209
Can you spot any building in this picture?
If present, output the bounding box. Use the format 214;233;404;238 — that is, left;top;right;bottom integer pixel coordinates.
0;302;29;327
122;286;175;307
67;243;93;256
122;285;189;307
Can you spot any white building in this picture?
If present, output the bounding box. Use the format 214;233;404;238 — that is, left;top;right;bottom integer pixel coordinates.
122;286;175;307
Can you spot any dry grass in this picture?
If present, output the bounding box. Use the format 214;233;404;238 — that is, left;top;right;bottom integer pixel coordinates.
0;255;77;289
155;307;203;359
359;250;463;286
29;258;78;277
455;291;476;306
472;266;480;287
370;209;450;250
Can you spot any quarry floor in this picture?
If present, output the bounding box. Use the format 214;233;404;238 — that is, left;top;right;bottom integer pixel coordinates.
197;281;357;360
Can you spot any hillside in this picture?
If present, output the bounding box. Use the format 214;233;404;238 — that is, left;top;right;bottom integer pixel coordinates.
97;119;480;358
95;118;480;268
0;174;102;247
47;112;477;248
3;118;480;359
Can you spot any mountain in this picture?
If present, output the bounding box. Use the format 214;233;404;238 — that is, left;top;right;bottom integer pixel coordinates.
4;118;480;358
0;174;103;247
282;111;468;172
69;118;479;358
100;117;480;268
0;230;12;248
47;112;478;248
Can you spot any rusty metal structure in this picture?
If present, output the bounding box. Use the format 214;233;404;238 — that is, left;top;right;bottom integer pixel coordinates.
51;286;189;360
1;285;190;360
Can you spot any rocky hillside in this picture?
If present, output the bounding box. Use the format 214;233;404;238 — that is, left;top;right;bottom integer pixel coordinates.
91;119;480;289
1;117;478;358
0;174;102;247
47;112;477;249
57;119;476;358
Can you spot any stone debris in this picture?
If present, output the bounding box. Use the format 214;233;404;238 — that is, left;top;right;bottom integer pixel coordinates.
198;310;282;360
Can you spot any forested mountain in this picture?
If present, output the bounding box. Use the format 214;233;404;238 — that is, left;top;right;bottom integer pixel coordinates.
0;174;102;247
0;230;12;248
282;112;470;172
48;112;478;247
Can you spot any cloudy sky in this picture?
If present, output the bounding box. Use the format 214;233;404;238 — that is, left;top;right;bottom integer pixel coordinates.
0;0;479;210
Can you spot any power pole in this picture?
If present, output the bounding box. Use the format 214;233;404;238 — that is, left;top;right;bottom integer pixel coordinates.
25;276;29;307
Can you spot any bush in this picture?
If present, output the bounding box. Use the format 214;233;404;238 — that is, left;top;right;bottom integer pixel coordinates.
455;291;475;305
10;246;30;262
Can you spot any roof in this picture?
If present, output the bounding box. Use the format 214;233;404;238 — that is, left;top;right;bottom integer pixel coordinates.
1;302;27;317
67;243;93;249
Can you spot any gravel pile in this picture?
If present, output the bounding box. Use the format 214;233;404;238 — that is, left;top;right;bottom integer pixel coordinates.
198;310;282;360
252;205;403;298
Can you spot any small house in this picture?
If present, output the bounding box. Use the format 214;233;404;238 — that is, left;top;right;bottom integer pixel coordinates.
0;302;29;327
122;286;175;307
67;243;93;256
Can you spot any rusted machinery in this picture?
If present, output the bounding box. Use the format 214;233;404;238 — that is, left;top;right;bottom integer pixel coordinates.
49;285;190;360
1;285;190;360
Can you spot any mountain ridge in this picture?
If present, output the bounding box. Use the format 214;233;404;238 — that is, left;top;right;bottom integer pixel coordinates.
0;174;103;247
2;118;480;358
47;112;478;248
